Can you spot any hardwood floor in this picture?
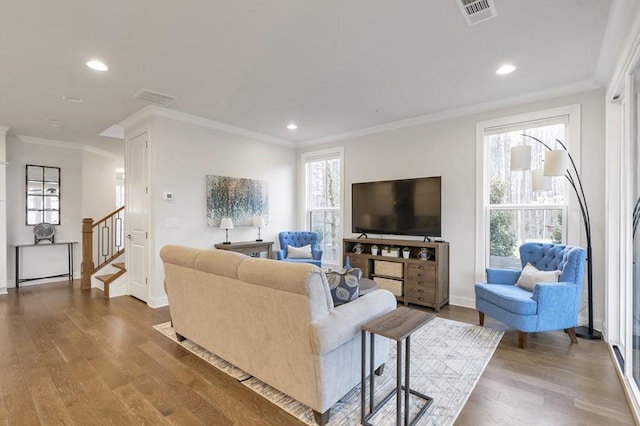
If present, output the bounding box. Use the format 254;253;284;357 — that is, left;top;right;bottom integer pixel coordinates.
0;281;635;425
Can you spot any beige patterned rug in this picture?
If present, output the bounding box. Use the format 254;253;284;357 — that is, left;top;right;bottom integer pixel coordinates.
153;317;503;425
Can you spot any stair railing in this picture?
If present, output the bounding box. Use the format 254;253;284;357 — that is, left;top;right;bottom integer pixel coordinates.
81;206;125;289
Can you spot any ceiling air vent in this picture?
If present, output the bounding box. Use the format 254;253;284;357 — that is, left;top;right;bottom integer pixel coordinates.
457;0;497;26
133;88;177;106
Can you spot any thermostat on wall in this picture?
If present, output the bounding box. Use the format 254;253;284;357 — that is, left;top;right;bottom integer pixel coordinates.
164;192;174;201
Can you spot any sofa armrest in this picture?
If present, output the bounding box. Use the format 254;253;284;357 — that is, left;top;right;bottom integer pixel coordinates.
276;249;286;260
312;249;323;261
486;268;520;285
312;289;397;355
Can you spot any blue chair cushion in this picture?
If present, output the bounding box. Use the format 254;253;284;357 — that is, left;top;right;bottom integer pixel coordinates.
474;283;537;316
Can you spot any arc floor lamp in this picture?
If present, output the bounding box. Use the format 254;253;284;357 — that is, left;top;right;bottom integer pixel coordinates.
512;134;601;340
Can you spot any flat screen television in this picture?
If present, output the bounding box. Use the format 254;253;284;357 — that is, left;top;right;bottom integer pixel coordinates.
352;176;441;237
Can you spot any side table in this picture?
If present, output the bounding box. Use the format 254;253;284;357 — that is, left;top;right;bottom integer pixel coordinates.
13;241;78;288
361;307;435;425
214;240;274;258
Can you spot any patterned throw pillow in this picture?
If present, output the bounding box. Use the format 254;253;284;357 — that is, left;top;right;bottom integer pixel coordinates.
324;267;362;306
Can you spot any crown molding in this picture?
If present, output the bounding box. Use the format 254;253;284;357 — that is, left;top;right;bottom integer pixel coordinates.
120;105;296;148
82;145;123;161
16;135;121;160
17;135;84;150
299;79;603;147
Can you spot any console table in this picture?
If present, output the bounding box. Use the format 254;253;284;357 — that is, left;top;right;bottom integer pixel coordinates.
361;307;435;425
214;241;274;259
13;241;78;288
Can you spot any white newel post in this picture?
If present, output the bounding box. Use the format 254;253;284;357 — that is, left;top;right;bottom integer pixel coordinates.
0;126;8;294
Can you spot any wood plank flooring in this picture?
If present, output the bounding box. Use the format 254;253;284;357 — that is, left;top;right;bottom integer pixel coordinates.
0;281;635;425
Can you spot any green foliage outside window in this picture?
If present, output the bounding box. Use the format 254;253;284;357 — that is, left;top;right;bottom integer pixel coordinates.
489;177;516;258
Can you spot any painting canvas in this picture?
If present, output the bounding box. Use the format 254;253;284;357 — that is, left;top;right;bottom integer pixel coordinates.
206;175;269;227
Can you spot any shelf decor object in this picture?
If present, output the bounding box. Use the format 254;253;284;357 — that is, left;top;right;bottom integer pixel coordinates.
33;222;55;244
220;218;234;245
511;134;601;340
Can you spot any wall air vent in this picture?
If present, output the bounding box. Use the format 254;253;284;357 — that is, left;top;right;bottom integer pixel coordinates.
457;0;497;26
133;88;177;106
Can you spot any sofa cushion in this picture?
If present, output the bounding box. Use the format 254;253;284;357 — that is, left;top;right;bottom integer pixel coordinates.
475;282;537;315
287;244;313;259
516;262;561;292
324;267;361;306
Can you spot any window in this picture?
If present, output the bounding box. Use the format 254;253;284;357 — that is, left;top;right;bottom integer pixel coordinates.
476;105;581;274
302;148;343;266
115;168;125;207
486;122;567;268
26;164;60;225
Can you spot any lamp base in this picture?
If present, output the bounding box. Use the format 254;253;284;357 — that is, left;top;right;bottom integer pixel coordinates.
255;239;263;242
222;241;231;245
574;325;602;340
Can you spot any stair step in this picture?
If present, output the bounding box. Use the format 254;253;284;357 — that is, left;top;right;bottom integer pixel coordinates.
94;262;126;299
96;273;115;283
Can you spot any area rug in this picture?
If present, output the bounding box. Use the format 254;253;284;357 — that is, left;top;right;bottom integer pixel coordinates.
153;318;503;425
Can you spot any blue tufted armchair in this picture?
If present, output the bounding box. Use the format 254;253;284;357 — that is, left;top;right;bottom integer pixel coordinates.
475;242;586;349
276;231;323;267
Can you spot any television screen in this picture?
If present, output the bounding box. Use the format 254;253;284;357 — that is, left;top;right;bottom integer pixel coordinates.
352;176;441;237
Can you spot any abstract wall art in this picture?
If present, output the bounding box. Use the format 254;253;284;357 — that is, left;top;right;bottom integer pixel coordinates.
206;175;269;227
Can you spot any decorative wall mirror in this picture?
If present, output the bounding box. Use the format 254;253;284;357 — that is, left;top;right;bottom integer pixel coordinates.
25;164;60;226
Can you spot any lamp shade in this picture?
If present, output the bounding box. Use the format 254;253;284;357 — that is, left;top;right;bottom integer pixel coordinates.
252;216;266;227
510;145;532;171
532;168;552;192
544;150;569;176
219;218;234;230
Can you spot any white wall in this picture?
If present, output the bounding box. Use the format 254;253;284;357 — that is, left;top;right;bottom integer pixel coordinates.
300;88;606;327
82;149;118;220
5;135;122;287
133;114;297;307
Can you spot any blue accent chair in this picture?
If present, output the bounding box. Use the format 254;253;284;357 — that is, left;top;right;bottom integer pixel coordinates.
475;242;586;349
276;231;323;267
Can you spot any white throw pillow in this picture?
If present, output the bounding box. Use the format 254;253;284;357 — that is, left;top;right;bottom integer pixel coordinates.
287;244;313;259
516;262;561;292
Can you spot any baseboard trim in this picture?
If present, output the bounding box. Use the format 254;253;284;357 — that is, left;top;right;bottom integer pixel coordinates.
148;295;168;309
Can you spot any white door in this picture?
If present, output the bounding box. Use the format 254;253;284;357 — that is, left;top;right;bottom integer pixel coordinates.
127;131;148;302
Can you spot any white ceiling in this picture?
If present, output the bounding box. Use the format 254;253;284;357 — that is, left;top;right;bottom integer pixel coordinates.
0;0;630;154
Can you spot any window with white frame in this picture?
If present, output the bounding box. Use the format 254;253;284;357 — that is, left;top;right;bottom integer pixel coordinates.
477;105;580;274
303;149;343;266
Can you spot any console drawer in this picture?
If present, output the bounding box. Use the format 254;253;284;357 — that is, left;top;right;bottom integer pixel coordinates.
407;263;435;283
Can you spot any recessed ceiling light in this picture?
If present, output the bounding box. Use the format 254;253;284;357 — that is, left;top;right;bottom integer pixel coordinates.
86;60;108;71
287;123;298;130
62;96;83;103
496;64;516;75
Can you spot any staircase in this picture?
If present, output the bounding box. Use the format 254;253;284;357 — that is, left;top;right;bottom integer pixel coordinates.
95;262;126;298
82;206;126;298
